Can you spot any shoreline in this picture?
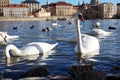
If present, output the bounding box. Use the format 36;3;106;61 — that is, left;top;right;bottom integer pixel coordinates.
0;16;119;22
0;16;72;21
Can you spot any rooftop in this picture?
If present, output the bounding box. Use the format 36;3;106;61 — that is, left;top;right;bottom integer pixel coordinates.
22;0;40;4
56;1;72;6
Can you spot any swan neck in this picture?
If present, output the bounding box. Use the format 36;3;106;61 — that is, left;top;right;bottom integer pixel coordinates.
76;19;83;53
5;45;21;58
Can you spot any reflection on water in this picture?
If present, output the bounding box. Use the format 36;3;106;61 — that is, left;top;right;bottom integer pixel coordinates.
0;19;120;79
5;54;40;66
5;49;56;67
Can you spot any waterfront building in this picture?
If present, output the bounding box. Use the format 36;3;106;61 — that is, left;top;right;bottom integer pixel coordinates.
43;1;77;16
34;7;51;17
0;0;10;16
21;0;41;13
99;3;117;18
117;3;120;17
56;1;77;16
3;4;30;17
90;0;100;5
44;3;56;16
79;0;88;13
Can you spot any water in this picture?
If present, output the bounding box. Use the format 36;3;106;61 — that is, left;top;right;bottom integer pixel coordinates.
0;19;120;79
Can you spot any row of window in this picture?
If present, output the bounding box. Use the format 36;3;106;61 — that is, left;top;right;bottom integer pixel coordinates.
23;3;41;6
3;8;29;11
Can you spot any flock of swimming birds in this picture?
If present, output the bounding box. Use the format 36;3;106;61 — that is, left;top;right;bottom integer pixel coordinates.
0;12;117;61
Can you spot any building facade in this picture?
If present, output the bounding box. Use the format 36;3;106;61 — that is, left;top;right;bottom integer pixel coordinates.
3;4;30;17
34;7;51;17
44;1;77;16
21;0;41;13
90;0;100;5
99;3;117;18
56;1;77;16
0;0;10;15
117;3;120;16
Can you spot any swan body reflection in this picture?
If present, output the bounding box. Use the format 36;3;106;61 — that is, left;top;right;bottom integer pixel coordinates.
6;50;55;66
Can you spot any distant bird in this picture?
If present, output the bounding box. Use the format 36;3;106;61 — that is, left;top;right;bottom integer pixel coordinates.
52;21;61;27
5;42;58;58
42;27;52;32
91;22;100;29
41;28;47;32
46;27;52;31
30;25;34;29
13;27;18;30
108;26;116;30
68;21;72;25
95;22;100;28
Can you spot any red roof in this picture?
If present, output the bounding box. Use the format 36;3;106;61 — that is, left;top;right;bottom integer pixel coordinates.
56;1;72;6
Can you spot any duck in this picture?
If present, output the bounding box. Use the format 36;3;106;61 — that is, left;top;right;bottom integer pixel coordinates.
5;42;58;58
108;26;116;30
41;27;52;32
30;25;34;29
73;12;100;54
13;27;18;30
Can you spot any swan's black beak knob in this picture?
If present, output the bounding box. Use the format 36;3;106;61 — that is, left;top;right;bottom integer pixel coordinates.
78;13;85;22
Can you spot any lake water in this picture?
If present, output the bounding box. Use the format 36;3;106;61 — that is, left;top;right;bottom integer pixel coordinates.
0;19;120;79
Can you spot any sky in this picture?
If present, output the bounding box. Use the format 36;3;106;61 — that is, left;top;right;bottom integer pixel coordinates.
11;0;119;5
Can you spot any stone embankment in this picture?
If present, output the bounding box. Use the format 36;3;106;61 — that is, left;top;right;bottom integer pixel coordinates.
0;16;72;21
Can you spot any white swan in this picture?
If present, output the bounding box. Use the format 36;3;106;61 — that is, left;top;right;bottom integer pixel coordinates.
74;13;100;54
52;21;61;27
85;29;112;37
5;42;58;58
0;32;19;42
85;22;111;37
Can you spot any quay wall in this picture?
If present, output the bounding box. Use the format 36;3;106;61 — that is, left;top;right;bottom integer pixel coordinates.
0;16;72;21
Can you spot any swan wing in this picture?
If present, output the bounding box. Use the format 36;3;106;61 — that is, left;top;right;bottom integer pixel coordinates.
82;34;99;52
20;42;58;55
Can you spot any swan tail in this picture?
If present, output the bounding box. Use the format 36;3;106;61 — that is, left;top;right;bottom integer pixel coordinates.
53;42;58;47
11;36;19;39
52;42;58;49
7;35;19;39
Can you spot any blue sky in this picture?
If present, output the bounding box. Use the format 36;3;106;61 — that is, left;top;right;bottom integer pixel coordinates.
11;0;119;5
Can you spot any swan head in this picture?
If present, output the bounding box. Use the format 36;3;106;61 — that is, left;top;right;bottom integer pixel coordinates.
0;33;7;42
74;12;85;22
